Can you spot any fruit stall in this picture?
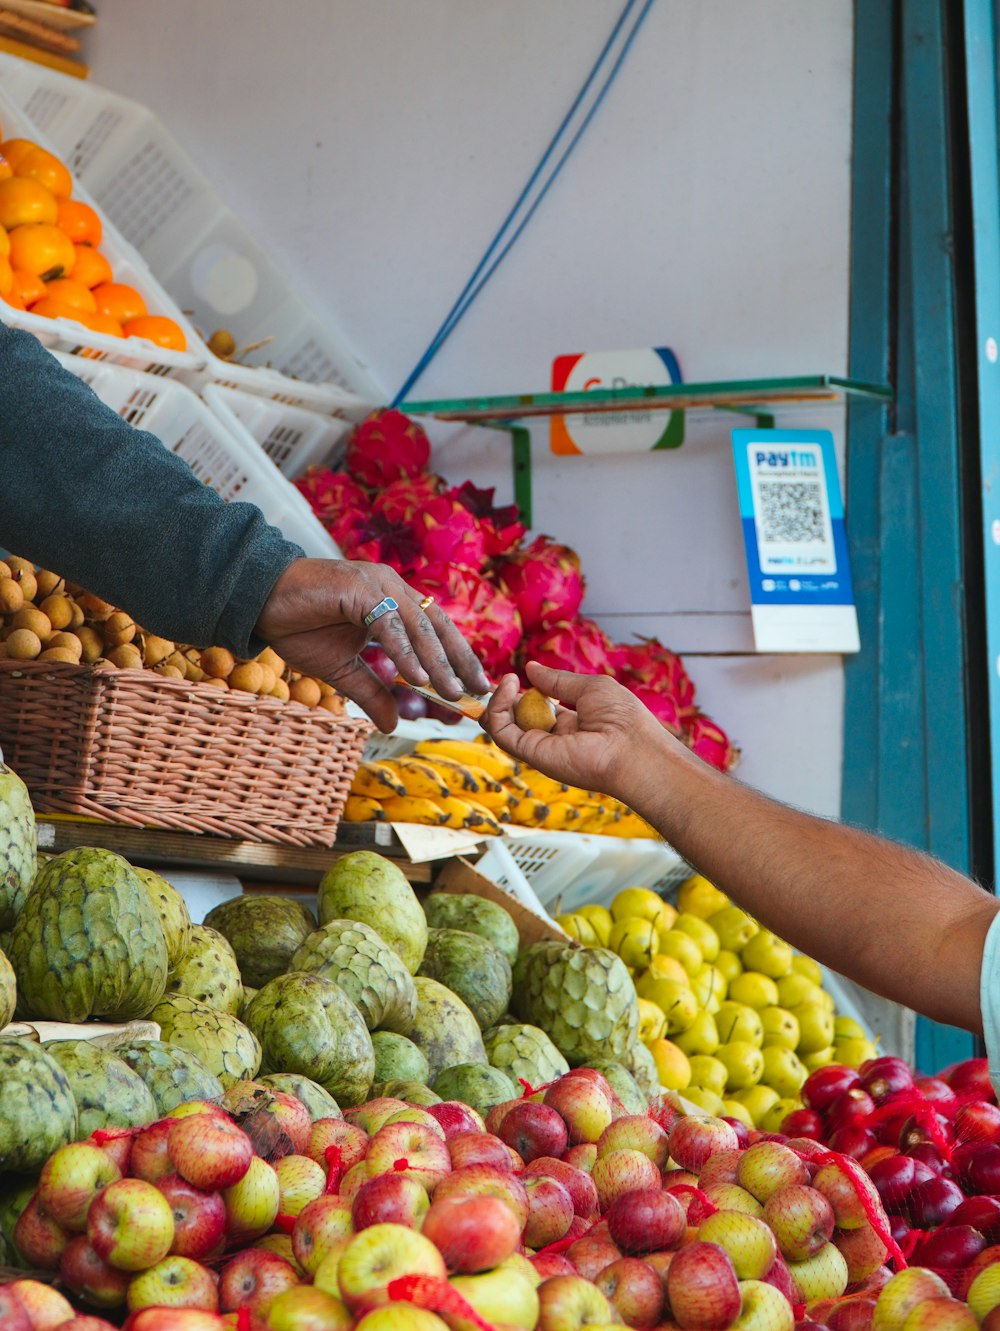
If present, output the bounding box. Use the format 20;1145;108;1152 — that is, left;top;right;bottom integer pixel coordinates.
3;3;1000;1331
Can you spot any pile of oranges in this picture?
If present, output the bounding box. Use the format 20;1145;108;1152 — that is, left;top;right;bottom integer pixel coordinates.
0;128;187;352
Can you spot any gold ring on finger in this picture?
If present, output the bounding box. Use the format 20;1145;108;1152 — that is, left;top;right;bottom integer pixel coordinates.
418;595;434;611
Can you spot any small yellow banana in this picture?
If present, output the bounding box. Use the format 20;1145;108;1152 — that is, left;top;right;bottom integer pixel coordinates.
521;771;572;802
540;801;583;831
351;760;407;798
380;796;449;825
381;757;450;799
508;795;551;826
343;794;386;822
462;799;502;835
611;812;661;839
416;755;482;796
435;795;478;830
414;738;521;781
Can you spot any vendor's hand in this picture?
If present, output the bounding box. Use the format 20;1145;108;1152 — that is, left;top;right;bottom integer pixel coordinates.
483;661;672;802
256;558;490;732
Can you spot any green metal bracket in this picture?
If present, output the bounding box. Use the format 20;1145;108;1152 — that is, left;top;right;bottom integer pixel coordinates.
510;425;532;527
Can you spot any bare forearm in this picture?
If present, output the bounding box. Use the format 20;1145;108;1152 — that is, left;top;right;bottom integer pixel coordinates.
621;734;997;1034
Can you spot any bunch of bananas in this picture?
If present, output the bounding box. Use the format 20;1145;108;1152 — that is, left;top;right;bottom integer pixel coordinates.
557;874;877;1131
344;737;660;838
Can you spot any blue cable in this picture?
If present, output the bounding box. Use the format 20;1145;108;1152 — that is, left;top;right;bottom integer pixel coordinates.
392;0;656;406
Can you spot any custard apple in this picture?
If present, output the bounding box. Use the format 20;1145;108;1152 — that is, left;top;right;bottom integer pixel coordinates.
151;993;261;1090
418;928;512;1030
423;891;519;965
318;851;427;973
432;1063;517;1116
482;1021;569;1088
0;763;35;931
407;977;486;1081
116;1038;223;1113
134;867;191;970
0;1037;77;1172
203;894;316;989
0;949;14;1029
45;1039;157;1136
372;1079;441;1106
258;1073;341;1121
290;919;417;1033
585;1059;648;1115
622;1038;659;1100
371;1031;430;1086
167;924;243;1015
511;941;639;1065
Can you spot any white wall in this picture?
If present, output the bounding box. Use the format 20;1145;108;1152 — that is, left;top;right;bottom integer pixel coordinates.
89;0;854;819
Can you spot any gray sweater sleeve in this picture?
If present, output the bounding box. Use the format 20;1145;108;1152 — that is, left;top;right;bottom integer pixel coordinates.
0;321;304;655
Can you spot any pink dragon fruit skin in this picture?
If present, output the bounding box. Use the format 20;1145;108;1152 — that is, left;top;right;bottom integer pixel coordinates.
294;467;372;548
522;617;618;678
373;473;443;527
625;684;683;736
346;409;432;489
685;713;739;771
613;637;697;716
409;492;488;571
496;538;585;633
452;481;527;558
412;563;522;678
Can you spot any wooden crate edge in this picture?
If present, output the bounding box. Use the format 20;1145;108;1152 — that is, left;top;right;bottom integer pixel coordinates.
432;856;567;946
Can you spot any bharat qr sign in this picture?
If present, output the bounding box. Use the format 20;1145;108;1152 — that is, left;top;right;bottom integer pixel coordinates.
550;347;684;454
732;428;860;653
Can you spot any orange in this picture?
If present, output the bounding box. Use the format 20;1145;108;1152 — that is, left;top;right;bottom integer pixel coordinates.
0;177;57;230
70;244;112;289
8;224;75;280
123;314;187;352
43;277;96;314
0;224;7;260
55;198;101;247
0;255;11;297
0;152;11;183
12;268;46;307
4;140;72;198
93;281;146;324
81;309;123;338
2;285;24;311
29;296;87;324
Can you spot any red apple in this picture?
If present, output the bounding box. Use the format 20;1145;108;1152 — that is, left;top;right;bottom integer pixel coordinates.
947;1195;1000;1240
37;1142;122;1234
722;1116;752;1149
698;1150;744;1191
498;1101;569;1163
597;1115;670;1169
425;1101;485;1139
155;1173;226;1261
910;1224;986;1271
907;1176;964;1228
87;1178;175;1272
596;1256;666;1328
782;1109;826;1141
12;1192;69;1270
899;1297;979;1331
130;1120;176;1183
169;1116;253;1192
86;1129;133;1177
291;1195;353;1276
447;1131;514;1172
666;1240;742;1330
763;1250;799;1303
592;1148;662;1210
898;1112;954;1153
242;1090;312;1161
523;1156;599;1218
126;1254;219;1312
803;1065;861;1113
813;1159;883;1230
522;1174;574;1248
430;1163;529;1230
763;1184;835;1261
668;1116;741;1172
60;1234;130;1309
364;1122;452;1191
343;1097;408;1133
957;1101;1000;1147
422;1194;521;1272
563;1142;597;1173
0;1290;30;1331
537;1273;616;1330
351;1173;430;1231
826;1089;876;1134
834;1224;889;1281
947;1057;996;1101
566;1232;623;1280
123;1312;228;1331
858;1056;914;1103
543;1073;615;1144
737;1141;810;1204
914;1077;960;1117
532;1251;577;1279
218;1248;299;1312
827;1298;877;1331
306;1118;369;1172
483;1098;521;1136
607;1188;686;1255
4;1277;74;1328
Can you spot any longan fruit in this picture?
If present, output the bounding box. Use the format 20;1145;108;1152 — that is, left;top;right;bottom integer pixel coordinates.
40;595;73;630
6;629;42;660
317;693;346;714
103;612;136;647
78;592;114;621
107;644;143;669
200;646;235;679
34;570;65;599
49;632;83;661
164;650;189;675
6;570;37;604
68;601;85;629
289;677;322;707
256;664;277;694
0;580;25;614
514;688;558;732
142;635;174;668
202;676;229;690
77;627;104;664
39;647;81;664
269;678;291;702
156;665;185;680
208;328;236;359
12;607;52;640
0;563;9;580
257;646;286;676
229;662;265;693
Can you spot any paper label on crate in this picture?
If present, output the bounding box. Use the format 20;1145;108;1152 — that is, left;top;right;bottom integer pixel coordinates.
732;428;860;653
550;347;684;454
390;822;488;863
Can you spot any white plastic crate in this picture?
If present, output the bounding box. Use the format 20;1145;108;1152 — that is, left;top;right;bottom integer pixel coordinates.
202;383;350;480
473;839;559;925
0;86;205;377
52;352;341;559
0;53;384;410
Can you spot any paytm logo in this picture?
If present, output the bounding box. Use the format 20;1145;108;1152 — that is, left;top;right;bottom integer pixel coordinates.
754;449;818;468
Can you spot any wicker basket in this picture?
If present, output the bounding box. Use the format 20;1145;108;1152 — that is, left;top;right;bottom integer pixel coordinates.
0;662;372;847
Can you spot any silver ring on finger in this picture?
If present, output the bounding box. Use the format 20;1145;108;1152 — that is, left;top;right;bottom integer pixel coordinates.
362;596;399;629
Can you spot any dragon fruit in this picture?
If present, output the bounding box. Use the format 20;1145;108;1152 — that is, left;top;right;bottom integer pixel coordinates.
495;537;585;633
451;481;527;557
412;563;522;678
409;491;488;571
341;510;424;575
624;684;683;735
373;473;443;526
684;713;739;771
294;468;371;548
613;637;697;716
346;409;431;489
521;617;618;678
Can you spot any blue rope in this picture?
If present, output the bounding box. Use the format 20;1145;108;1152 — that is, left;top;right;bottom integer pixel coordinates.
391;0;656;406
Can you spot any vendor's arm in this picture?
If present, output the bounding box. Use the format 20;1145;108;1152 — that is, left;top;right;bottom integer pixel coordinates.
0;324;489;730
484;663;999;1035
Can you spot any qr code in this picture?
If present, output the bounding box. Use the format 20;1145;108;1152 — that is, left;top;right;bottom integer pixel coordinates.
758;480;825;543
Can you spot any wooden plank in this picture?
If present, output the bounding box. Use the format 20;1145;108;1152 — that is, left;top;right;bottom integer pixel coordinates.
0;8;80;52
0;31;85;73
0;0;95;31
36;818;435;884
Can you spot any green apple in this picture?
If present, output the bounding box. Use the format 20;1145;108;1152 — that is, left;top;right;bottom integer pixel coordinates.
761;1047;807;1098
697;1211;777;1279
312;1236;352;1297
659;930;704;976
874;1270;953;1331
701;1182;764;1216
776;974;823;1009
709;906;759;952
354;1305;451;1330
721;1099;755;1129
691;963;726;1012
268;1285;353;1330
728;972;779;1010
741;930;794;980
222;1155;280;1245
673;913;721;962
803;1046;836;1071
760;1097;805;1133
791;954;824;985
125;1254;219;1312
833;1015;866;1041
792;1003;835;1055
647;978;699;1035
736;1141;810;1204
682;1086;726;1117
717;1041;764;1091
834;1037;878;1067
760;1006;801;1050
967;1263;1000;1322
450;1267;539;1330
337;1224;445;1309
734;1084;781;1127
675;1011;720;1057
716;1002;764;1047
688;1055;728;1096
275;1154;326;1217
731;1279;795;1331
716;949;744;984
788;1241;849;1301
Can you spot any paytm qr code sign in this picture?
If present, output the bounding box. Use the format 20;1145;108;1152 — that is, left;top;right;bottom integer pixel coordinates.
732;429;860;653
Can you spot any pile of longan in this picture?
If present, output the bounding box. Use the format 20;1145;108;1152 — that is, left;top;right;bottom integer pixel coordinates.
0;556;343;712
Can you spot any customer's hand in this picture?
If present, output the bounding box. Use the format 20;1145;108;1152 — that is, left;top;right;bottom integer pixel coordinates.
256;558;489;732
482;661;672;802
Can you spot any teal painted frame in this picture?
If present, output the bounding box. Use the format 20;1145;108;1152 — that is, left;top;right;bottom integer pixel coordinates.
846;1;979;1068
